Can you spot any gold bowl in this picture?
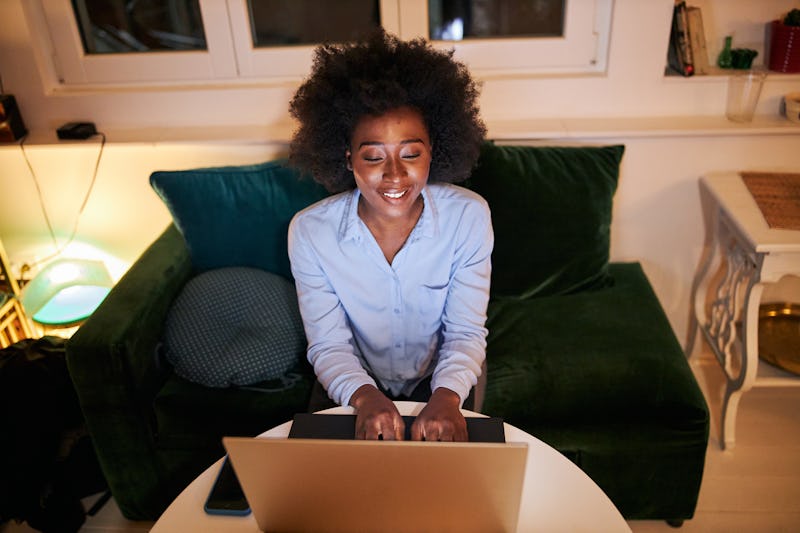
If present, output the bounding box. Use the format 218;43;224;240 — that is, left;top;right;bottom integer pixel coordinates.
759;303;800;375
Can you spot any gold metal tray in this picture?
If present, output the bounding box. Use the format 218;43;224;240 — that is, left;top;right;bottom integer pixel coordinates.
759;303;800;375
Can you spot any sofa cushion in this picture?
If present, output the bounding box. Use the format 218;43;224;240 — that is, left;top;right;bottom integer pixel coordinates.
482;262;707;424
150;160;329;279
163;267;307;387
464;143;624;299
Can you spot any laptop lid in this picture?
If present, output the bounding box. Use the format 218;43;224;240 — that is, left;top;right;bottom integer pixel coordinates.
223;436;528;533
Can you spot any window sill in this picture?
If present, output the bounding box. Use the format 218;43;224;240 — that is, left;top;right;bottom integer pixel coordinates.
6;115;799;148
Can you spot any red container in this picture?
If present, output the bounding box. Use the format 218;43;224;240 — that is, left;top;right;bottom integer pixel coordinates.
768;20;800;73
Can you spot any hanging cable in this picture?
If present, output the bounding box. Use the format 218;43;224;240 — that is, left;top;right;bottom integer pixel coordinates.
18;131;106;269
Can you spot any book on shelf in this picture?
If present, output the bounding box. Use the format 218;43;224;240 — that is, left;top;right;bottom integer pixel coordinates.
667;0;694;76
686;5;710;75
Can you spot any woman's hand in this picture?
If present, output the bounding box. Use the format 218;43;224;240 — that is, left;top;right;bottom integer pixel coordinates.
350;384;405;440
410;388;468;442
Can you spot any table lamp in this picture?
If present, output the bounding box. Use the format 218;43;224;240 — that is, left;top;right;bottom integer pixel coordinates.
21;258;113;326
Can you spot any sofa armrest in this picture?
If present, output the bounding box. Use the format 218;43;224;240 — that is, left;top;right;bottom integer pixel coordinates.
66;224;192;518
68;224;191;396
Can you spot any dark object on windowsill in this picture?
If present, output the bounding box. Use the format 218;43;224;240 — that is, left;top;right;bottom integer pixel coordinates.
57;122;97;140
0;94;27;143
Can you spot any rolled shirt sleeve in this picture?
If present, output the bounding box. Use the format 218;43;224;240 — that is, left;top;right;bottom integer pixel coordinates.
288;205;377;407
431;199;493;403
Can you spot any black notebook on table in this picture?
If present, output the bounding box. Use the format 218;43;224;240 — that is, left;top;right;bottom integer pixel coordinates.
288;413;506;442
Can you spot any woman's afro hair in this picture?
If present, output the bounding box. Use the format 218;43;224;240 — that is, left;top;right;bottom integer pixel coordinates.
289;29;486;193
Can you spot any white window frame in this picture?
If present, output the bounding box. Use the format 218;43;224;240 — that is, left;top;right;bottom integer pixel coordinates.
23;0;238;86
407;0;615;77
23;0;614;90
227;0;403;80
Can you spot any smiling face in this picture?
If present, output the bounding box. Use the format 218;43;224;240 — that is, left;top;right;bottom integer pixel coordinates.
346;106;432;225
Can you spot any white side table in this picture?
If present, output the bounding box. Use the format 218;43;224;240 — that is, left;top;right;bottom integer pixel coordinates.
687;172;800;449
151;402;630;532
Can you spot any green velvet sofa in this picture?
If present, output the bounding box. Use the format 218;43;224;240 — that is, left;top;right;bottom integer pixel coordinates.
66;142;708;524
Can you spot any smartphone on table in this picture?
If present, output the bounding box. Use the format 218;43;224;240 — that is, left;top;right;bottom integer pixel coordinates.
204;455;251;516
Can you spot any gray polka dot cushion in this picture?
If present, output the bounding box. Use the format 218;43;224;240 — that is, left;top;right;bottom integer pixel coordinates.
163;267;306;387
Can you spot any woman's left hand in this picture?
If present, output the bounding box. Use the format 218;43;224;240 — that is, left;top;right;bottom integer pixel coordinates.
410;387;468;442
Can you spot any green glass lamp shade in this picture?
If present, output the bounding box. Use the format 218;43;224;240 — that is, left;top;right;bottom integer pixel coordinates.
21;258;113;326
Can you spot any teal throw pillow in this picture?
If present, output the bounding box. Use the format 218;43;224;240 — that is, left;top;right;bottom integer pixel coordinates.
464;143;624;299
163;267;306;387
150;160;329;279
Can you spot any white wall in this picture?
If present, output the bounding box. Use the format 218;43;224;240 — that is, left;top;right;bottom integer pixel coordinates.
1;0;799;346
3;0;800;129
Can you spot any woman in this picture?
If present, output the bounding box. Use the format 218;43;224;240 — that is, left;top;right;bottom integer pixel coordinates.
288;30;491;442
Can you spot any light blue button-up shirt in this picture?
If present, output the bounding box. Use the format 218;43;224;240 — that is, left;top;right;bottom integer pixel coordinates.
288;183;493;407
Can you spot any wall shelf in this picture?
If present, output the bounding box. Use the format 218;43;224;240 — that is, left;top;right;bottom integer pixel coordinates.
664;0;800;82
491;115;800;140
663;70;800;82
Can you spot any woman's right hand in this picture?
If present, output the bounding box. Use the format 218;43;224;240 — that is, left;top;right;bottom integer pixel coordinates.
349;384;405;440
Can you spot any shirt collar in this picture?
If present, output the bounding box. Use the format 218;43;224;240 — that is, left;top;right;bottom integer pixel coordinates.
418;186;438;239
338;189;361;243
338;186;439;243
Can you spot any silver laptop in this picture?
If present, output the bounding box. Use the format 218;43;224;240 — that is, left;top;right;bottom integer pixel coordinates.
223;436;528;533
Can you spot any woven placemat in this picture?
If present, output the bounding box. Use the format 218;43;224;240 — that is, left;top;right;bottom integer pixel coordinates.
740;172;800;231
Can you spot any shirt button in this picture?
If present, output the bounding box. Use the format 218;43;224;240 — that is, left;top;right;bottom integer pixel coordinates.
393;308;401;314
395;343;402;348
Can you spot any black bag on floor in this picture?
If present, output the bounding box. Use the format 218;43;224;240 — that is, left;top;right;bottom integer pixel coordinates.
0;336;107;533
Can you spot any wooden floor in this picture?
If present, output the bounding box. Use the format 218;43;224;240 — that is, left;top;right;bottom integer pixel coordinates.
2;345;799;533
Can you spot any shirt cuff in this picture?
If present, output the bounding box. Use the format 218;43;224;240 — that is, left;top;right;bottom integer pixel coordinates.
335;375;378;408
430;376;474;407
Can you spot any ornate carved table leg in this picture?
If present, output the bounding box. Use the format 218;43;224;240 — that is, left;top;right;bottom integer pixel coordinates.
704;215;762;449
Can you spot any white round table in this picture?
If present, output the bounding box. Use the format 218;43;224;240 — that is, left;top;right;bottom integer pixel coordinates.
151;402;630;532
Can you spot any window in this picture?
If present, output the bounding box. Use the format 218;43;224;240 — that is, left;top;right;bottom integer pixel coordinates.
23;0;613;88
25;0;237;84
419;0;614;76
227;0;390;79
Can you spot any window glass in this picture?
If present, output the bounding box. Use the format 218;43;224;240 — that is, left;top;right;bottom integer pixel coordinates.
428;0;564;41
72;0;206;54
248;0;381;47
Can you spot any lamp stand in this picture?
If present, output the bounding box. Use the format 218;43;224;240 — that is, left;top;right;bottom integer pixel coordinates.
0;238;34;347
